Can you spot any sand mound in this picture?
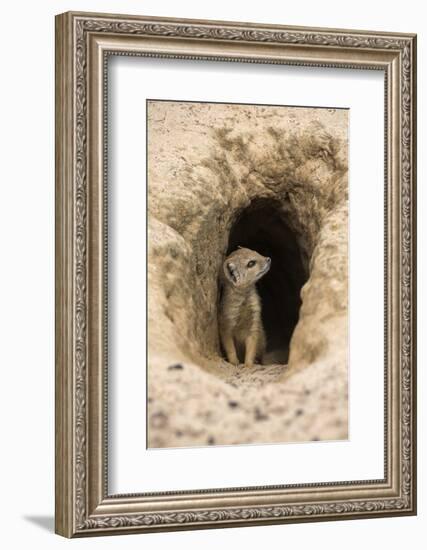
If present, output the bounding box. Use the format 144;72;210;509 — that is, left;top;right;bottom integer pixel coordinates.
147;101;348;448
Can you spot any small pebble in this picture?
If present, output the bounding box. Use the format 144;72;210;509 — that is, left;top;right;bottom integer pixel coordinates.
168;363;184;370
151;411;168;429
254;407;269;421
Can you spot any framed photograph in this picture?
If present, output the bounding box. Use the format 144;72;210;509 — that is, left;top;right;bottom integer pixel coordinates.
55;11;417;537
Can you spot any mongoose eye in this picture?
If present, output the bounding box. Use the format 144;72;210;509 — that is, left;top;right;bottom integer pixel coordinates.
247;260;256;268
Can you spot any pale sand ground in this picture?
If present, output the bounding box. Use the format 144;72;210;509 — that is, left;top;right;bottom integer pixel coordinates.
147;101;348;448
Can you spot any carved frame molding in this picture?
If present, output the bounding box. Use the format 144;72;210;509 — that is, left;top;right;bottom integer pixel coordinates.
55;11;416;537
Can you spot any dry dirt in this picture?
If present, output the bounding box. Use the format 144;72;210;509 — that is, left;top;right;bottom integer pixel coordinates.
147;100;348;448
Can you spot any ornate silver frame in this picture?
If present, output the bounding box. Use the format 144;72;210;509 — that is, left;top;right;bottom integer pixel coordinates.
55;11;417;537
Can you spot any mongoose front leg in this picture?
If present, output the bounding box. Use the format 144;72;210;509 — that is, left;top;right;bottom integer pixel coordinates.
221;330;239;366
244;333;258;368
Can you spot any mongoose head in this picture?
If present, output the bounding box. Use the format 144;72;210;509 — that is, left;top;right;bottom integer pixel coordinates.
223;247;271;289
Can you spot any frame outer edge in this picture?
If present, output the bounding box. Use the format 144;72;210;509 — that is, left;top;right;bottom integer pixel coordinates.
54;10;417;537
55;12;75;538
410;34;417;514
62;10;416;39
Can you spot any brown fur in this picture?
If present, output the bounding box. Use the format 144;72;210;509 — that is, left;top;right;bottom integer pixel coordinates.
219;247;271;367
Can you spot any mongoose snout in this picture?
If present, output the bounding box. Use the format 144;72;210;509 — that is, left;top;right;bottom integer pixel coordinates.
219;247;270;367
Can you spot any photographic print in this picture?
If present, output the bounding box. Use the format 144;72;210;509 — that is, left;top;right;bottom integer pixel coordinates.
147;100;349;449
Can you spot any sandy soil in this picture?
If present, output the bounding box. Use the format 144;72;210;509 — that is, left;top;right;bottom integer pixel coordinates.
147;100;348;448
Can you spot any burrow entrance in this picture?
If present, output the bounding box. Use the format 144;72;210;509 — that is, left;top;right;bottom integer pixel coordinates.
226;199;309;364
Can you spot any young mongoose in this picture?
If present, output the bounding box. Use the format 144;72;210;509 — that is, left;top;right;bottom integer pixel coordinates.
219;247;271;368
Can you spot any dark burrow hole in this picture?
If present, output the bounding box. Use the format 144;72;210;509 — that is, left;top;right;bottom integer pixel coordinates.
226;199;309;364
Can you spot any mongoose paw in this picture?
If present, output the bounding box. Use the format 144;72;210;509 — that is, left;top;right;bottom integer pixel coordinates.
228;357;239;366
244;362;254;368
